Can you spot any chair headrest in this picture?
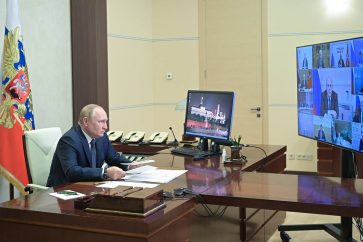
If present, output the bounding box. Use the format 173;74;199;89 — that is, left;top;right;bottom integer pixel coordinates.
24;127;62;155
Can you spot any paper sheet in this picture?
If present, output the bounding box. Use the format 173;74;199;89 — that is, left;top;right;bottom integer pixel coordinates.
126;165;157;174
49;190;85;200
120;159;155;166
124;169;187;183
95;181;159;189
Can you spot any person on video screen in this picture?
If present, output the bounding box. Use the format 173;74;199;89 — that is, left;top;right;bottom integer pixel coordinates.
317;124;326;141
353;99;363;123
359;126;363;152
317;49;324;68
320;78;339;119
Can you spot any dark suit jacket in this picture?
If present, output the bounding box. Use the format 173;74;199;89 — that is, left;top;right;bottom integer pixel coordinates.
353;109;362;123
47;125;131;187
317;129;326;141
320;90;339;118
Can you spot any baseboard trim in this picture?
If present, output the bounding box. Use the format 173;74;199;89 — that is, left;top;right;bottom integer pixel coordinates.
284;170;318;176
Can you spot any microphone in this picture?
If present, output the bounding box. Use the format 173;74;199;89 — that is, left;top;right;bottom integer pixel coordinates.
168;127;179;146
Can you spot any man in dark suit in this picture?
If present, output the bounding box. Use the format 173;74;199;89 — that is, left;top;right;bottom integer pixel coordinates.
353;99;363;123
317;125;326;141
358;125;363;152
320;78;339;119
47;104;132;187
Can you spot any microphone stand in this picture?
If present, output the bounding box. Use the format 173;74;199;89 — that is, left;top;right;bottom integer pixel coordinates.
168;127;179;147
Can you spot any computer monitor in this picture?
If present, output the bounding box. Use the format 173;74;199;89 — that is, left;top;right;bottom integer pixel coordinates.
184;90;235;150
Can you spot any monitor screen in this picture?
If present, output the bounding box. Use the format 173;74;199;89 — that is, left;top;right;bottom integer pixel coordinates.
184;90;235;142
297;37;363;153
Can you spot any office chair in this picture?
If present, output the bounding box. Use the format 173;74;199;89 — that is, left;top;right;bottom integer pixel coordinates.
23;127;62;193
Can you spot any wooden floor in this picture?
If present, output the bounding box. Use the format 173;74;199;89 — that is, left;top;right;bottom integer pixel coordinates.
191;205;362;242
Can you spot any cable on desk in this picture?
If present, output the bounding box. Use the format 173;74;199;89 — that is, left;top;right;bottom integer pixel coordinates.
193;194;228;217
242;145;268;171
243;144;267;157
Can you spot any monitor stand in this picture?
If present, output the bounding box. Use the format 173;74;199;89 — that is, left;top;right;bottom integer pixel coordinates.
198;137;209;151
278;148;357;242
197;138;221;155
210;141;221;153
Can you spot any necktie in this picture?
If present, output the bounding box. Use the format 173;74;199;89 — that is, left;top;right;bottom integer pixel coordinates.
328;97;331;110
90;139;96;168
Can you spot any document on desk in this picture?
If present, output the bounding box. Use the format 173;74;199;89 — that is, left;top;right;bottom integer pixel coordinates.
95;181;159;189
120;160;155;166
124;169;187;183
126;165;157;174
49;190;85;200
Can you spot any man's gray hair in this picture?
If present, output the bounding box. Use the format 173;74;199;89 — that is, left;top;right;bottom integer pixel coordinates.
78;104;101;125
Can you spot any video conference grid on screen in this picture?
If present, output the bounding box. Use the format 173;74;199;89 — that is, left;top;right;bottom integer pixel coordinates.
184;90;235;141
297;37;363;152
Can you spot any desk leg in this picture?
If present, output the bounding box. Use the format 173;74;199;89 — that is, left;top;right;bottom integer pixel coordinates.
341;217;352;240
240;207;246;242
278;217;356;242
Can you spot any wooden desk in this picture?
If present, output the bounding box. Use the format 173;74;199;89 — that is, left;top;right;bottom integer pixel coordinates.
112;142;169;155
152;144;287;242
201;172;363;217
0;144;286;242
201;172;363;241
3;144;361;241
0;183;194;242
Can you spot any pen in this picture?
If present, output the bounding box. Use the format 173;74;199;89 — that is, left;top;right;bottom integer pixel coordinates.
57;191;78;195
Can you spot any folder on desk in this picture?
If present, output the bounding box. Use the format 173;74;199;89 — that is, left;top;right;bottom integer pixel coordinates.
85;186;165;217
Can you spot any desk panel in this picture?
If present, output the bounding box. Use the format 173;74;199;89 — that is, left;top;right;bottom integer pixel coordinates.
200;172;363;218
0;144;287;242
0;183;194;242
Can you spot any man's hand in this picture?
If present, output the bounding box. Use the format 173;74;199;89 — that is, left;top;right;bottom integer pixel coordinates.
328;110;337;119
105;166;126;180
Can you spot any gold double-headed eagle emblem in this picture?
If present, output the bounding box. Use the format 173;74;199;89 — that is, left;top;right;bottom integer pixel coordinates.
0;26;32;131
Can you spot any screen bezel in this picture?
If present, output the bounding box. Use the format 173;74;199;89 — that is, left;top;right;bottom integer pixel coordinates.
183;90;235;142
296;36;363;153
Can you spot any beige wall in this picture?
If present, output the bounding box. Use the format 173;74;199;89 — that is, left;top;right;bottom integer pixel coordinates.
108;0;363;172
268;0;363;171
107;0;154;133
107;0;199;139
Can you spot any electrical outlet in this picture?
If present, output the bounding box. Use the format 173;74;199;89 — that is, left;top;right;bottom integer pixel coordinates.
296;154;313;161
288;154;295;160
305;154;313;161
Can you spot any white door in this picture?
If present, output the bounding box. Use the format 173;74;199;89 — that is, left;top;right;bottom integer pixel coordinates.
199;0;264;144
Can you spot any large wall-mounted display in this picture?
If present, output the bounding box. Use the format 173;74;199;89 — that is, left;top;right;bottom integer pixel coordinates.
297;37;363;153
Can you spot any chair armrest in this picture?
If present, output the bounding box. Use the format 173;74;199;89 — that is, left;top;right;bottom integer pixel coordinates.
24;184;49;194
27;184;49;190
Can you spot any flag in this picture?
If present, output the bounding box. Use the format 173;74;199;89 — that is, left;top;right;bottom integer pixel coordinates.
312;69;321;116
350;40;357;67
0;0;35;194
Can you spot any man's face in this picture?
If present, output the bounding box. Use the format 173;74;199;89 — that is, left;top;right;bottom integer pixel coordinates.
83;107;108;138
326;79;333;96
